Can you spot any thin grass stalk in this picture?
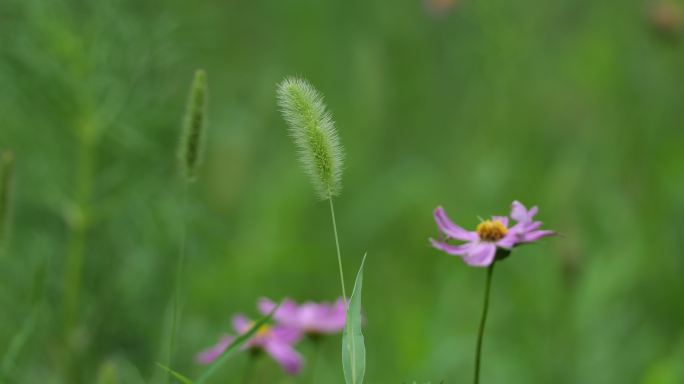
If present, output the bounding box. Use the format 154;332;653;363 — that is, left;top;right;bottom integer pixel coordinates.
328;197;348;307
166;182;189;382
0;151;15;257
0;256;46;380
63;130;96;329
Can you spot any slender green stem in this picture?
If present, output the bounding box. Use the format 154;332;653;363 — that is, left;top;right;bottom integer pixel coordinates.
61;121;98;382
241;355;256;384
0;151;14;258
474;263;495;384
327;197;348;307
308;337;322;384
64;134;95;329
328;197;358;382
167;182;189;382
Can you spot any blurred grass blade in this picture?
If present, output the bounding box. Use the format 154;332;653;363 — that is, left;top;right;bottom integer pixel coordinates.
0;150;15;256
0;258;46;379
196;304;279;384
155;363;194;384
0;306;39;379
342;253;367;384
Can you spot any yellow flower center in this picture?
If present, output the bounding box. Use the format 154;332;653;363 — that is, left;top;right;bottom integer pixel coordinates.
256;324;270;337
248;322;271;337
476;220;508;242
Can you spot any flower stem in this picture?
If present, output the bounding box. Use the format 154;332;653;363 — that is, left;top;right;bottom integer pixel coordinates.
63;131;96;329
62;119;98;382
242;355;256;384
308;337;322;384
328;197;348;307
167;182;189;383
474;263;495;384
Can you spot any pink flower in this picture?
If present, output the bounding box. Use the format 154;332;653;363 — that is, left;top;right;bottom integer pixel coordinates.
196;314;304;375
430;201;555;267
424;0;459;17
258;297;346;335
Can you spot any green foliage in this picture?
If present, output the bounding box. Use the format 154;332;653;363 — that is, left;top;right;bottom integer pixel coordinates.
178;69;208;182
343;253;367;384
1;0;684;383
95;360;119;384
277;77;344;200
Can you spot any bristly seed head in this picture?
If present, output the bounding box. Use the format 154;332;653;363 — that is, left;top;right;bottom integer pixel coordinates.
178;69;208;182
476;220;508;242
277;77;344;200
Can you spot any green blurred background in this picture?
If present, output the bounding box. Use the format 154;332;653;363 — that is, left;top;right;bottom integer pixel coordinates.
1;0;684;382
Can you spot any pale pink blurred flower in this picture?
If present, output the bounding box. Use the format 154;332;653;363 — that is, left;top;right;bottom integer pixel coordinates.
258;297;346;335
196;314;304;375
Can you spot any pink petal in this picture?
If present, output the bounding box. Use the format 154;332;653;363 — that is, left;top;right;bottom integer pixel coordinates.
496;233;518;249
232;314;251;334
257;297;278;314
430;238;472;256
434;207;478;241
258;297;299;324
303;298;346;333
196;335;234;364
463;243;497;267
270;325;303;344
264;341;303;375
529;206;539;217
521;230;556;242
491;215;509;228
510;201;527;222
298;303;320;325
525;221;543;232
315;299;347;332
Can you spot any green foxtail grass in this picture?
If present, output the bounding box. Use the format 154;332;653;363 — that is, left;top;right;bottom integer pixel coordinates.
277;77;366;383
276;77;348;302
178;69;208;182
277;77;344;200
167;69;208;383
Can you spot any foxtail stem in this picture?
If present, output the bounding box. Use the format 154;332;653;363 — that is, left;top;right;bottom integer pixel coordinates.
328;197;348;308
167;182;189;382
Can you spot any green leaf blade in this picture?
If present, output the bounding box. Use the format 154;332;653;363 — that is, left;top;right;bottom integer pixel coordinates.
155;363;194;384
342;253;367;384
